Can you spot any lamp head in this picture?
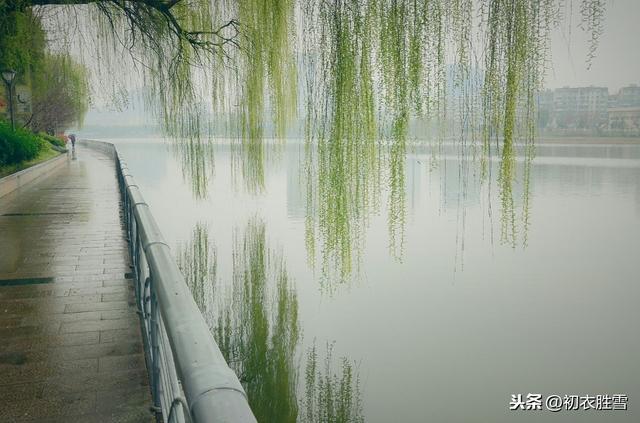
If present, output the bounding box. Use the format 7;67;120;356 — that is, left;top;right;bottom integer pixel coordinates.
1;69;16;85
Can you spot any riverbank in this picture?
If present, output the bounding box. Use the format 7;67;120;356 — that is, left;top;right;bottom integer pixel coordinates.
0;145;61;179
538;136;640;144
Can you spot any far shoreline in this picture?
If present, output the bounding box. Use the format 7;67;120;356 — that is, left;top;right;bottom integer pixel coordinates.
537;136;640;145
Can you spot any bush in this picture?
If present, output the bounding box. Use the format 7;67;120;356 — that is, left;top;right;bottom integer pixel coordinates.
39;132;66;148
0;121;45;166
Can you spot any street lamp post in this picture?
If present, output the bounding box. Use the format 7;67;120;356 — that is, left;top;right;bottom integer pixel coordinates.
1;69;17;131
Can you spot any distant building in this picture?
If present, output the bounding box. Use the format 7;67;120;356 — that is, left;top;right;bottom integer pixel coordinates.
537;89;554;129
613;84;640;108
552;86;609;130
608;107;640;135
538;83;640;136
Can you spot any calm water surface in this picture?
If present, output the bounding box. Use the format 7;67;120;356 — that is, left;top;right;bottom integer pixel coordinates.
109;139;640;422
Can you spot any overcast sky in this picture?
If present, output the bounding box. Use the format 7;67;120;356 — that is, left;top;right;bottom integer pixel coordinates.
547;0;640;91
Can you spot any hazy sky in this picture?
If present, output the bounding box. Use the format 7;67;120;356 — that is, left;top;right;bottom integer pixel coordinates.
547;0;640;91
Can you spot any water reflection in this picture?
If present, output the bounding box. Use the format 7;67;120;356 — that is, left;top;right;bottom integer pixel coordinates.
168;135;534;287
303;342;364;423
181;218;366;422
303;136;532;283
216;218;299;421
168;139;639;291
176;223;217;320
117;141;640;423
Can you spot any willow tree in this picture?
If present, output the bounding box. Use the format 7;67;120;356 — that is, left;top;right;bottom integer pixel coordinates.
3;0;605;143
2;0;607;280
302;0;606;281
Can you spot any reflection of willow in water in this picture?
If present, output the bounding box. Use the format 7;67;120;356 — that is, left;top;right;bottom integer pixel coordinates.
213;218;363;422
303;342;364;423
216;219;299;421
176;223;217;320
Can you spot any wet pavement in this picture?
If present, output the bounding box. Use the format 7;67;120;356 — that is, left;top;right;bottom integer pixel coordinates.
0;147;152;422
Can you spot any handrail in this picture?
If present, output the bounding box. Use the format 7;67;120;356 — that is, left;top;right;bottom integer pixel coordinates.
79;140;257;423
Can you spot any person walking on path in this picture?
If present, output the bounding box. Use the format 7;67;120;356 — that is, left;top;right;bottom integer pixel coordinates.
69;133;76;149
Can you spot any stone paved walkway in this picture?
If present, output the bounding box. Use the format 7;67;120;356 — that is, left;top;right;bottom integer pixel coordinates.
0;147;151;422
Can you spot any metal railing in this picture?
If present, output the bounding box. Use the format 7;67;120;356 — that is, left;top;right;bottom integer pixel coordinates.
82;140;257;423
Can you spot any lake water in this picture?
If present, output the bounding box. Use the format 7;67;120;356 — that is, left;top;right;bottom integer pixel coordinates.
108;139;640;422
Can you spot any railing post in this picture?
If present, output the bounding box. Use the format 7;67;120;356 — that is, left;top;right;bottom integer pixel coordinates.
150;274;163;420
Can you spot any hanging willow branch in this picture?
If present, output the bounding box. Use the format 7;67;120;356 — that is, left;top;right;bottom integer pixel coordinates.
16;0;239;52
2;0;607;281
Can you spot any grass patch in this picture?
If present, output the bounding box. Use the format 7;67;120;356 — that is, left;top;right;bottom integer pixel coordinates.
0;143;61;179
39;133;67;148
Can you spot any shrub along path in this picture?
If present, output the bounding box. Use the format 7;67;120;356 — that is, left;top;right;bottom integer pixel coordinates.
0;145;60;179
0;146;151;422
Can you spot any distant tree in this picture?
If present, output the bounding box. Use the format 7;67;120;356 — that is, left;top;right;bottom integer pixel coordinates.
0;8;88;133
28;54;89;133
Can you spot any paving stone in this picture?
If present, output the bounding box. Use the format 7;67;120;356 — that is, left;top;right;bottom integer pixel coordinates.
101;292;131;302
0;357;98;381
100;327;142;344
0;389;96;422
67;285;128;296
65;300;131;313
0;332;100;354
20;311;102;325
26;409;153;423
0;324;61;339
102;279;132;287
98;353;146;373
0;147;151;420
96;385;152;415
0;301;66;316
61;317;134;334
0;316;24;328
101;309;135;320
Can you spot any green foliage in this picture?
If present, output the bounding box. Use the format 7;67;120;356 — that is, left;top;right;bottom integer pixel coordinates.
0;7;88;133
480;0;554;245
172;138;215;199
303;342;364;423
215;218;300;422
230;0;297;192
176;223;217;314
303;0;380;283
580;0;606;69
31;54;90;133
176;220;365;422
0;6;45;80
238;0;297;141
38;132;65;148
3;0;607;270
0;120;44;166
